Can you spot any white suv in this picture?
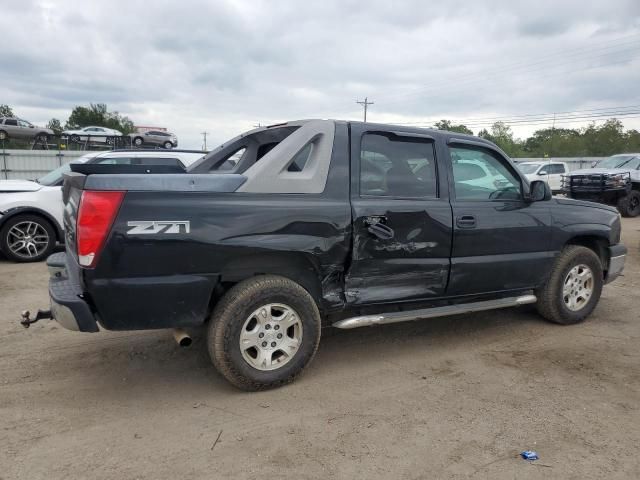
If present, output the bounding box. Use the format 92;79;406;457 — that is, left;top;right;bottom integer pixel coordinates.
0;150;205;262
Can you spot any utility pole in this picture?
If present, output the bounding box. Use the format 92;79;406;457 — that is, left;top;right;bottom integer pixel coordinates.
548;112;556;160
356;97;374;122
201;131;208;151
253;123;262;128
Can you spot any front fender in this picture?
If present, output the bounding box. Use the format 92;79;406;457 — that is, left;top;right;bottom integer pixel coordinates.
0;206;64;241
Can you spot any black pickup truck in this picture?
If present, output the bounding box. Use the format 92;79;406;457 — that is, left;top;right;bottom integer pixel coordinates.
27;120;627;391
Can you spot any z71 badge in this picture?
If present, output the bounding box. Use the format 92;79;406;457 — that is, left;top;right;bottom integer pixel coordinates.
127;221;190;235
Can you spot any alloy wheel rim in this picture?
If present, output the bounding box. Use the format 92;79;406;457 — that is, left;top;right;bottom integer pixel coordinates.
239;303;303;371
7;221;49;258
563;264;594;311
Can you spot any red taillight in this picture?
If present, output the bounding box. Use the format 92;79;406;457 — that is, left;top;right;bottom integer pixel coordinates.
76;190;125;268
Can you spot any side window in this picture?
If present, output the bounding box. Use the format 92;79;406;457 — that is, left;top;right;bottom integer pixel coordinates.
18;120;31;127
450;146;522;201
5;119;18;126
542;163;564;175
360;133;437;198
136;157;181;167
287;143;313;172
216;147;246;171
95;157;133;165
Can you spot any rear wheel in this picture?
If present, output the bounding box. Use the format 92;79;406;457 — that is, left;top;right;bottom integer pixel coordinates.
0;130;8;141
535;245;603;325
133;136;144;147
36;132;49;143
617;190;640;217
207;275;321;391
0;215;56;262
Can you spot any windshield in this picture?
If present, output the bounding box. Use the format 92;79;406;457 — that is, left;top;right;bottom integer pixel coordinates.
596;155;638;169
37;163;72;186
518;163;541;174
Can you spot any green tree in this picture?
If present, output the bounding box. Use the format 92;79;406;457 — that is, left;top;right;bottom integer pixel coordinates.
433;119;473;135
478;121;524;156
65;103;135;134
581;119;626;156
0;104;14;117
522;127;584;157
47;118;63;135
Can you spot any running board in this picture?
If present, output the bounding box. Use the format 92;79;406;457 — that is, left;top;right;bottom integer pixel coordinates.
332;294;537;329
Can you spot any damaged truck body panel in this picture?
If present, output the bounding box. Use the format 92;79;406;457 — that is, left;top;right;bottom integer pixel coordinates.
29;119;627;390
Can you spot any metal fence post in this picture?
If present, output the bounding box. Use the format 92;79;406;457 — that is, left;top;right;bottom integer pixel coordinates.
1;139;7;180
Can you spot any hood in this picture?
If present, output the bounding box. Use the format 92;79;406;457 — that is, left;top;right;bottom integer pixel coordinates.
565;167;631;176
555;197;618;213
0;179;42;193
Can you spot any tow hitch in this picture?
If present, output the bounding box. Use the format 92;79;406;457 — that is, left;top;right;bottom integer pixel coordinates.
20;309;52;328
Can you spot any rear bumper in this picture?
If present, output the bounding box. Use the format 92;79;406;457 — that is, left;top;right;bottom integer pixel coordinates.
605;244;627;284
47;253;99;332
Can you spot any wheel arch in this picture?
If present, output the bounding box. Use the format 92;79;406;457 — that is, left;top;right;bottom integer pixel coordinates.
217;252;324;310
0;207;63;241
565;234;609;275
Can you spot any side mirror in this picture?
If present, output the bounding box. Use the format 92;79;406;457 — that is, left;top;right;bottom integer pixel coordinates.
29;125;34;128
529;180;552;202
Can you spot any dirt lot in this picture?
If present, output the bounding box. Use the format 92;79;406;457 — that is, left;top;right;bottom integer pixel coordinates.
1;219;639;480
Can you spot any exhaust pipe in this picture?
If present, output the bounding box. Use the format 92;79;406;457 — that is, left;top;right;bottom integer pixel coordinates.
173;328;192;347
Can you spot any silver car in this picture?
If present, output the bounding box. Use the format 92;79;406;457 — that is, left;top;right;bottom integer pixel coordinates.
61;125;123;144
0;117;54;142
129;130;178;149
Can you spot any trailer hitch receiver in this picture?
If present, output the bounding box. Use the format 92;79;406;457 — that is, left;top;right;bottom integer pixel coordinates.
20;309;52;328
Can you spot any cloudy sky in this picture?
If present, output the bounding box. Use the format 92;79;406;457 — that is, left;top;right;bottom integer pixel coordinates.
2;0;639;149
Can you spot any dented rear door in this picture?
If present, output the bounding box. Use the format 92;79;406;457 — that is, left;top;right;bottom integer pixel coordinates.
345;125;453;305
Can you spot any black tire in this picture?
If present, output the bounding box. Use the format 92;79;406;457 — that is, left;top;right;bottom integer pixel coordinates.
535;245;603;325
70;134;80;143
617;190;640;217
207;275;321;391
0;214;57;263
163;141;173;149
133;136;144;147
0;130;8;141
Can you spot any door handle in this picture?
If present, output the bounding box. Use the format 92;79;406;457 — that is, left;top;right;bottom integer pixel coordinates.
456;215;476;229
365;216;394;240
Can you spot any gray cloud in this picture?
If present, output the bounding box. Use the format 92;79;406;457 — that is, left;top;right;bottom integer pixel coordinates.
1;0;639;148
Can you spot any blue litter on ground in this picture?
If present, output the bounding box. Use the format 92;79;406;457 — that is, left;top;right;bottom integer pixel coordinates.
520;450;539;461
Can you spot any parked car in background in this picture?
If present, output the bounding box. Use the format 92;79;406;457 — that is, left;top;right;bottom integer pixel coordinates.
0;117;54;142
517;161;568;192
562;153;640;217
0;150;206;262
130;130;178;149
61;126;122;144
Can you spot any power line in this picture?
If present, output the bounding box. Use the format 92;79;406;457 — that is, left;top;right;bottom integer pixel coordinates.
380;47;640;110
396;104;640;125
377;33;640;105
356;97;374;122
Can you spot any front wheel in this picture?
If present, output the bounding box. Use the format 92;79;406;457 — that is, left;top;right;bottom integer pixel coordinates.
163;141;173;149
0;215;56;262
535;245;603;325
617;190;640;217
207;275;321;391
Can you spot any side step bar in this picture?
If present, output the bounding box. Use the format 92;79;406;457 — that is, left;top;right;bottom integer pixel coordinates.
332;294;537;330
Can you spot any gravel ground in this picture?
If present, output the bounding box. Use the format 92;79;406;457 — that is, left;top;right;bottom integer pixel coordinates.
1;218;638;480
